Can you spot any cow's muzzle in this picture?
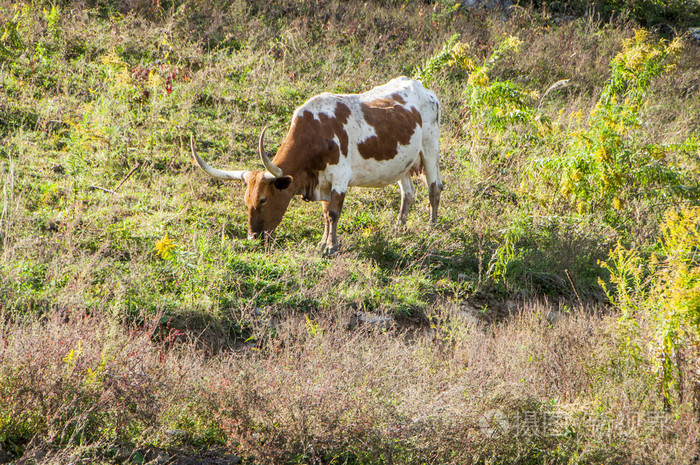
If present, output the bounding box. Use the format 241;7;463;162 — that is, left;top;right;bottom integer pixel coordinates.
248;231;271;243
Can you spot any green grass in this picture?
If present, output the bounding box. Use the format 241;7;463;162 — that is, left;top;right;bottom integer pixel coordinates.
1;0;700;463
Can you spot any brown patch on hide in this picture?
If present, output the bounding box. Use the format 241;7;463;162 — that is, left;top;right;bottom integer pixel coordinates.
357;97;422;161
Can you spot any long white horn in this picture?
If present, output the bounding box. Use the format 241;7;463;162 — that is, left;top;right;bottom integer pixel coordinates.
259;126;284;178
190;135;250;181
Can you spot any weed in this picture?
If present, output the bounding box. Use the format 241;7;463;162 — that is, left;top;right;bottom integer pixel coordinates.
528;30;696;230
601;207;700;409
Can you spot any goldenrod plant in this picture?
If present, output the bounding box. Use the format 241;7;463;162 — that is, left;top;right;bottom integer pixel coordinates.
601;207;700;407
529;31;695;225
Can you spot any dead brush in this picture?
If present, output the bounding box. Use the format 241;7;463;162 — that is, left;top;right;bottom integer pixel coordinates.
0;313;159;459
1;303;699;463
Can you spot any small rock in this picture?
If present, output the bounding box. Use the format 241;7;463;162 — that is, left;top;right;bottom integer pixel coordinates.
460;0;512;9
250;307;279;330
689;27;700;41
224;454;242;464
358;312;393;328
250;307;265;317
460;302;479;314
553;15;576;24
455;310;481;326
348;312;393;330
165;428;187;438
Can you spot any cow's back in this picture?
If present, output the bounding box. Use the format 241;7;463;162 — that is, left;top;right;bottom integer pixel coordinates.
281;77;440;196
342;77;440;188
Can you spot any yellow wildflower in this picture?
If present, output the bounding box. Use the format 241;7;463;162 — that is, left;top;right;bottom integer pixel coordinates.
63;341;82;364
458;57;476;72
595;146;612;163
100;50;128;68
452;41;470;58
468;69;489;88
504;35;523;50
560;179;573;197
667;37;683;55
155;233;175;259
450;43;475;72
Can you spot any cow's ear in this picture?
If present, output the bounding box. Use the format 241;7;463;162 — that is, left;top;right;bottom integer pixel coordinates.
273;175;293;190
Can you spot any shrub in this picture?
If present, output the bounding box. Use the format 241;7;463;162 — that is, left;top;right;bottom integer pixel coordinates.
601;206;700;408
527;30;695;226
521;0;700;28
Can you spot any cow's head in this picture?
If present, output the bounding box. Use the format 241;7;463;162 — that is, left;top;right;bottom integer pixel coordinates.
190;130;294;240
243;171;294;240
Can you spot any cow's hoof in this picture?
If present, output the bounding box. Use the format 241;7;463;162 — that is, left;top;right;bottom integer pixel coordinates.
393;221;407;232
321;245;338;256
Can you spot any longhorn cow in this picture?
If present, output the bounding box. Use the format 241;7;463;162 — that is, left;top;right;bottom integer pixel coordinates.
190;76;442;254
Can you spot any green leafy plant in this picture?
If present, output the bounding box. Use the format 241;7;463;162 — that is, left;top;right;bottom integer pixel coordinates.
438;36;556;284
0;4;28;58
419;34;550;138
601;206;700;407
461;36;551;138
412;33;460;84
528;30;692;221
43;4;61;41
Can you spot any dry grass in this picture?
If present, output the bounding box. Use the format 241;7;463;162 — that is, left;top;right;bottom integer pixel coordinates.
2;302;698;464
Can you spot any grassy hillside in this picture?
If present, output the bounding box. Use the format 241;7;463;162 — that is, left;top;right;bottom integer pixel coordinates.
1;0;699;463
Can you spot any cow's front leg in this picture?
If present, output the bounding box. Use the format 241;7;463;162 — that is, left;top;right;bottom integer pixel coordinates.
320;190;346;255
318;215;330;252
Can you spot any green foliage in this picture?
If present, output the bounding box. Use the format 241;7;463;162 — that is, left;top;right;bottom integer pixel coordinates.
528;30;694;223
419;34;550;138
0;6;25;58
619;0;700;27
601;206;700;406
460;36;551;138
413;33;460;84
43;4;61;41
522;0;700;28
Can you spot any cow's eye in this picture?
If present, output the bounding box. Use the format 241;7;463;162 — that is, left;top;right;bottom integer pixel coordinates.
259;197;267;205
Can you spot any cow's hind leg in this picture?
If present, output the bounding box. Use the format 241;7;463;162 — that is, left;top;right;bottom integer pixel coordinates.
319;190;346;255
421;148;442;225
429;181;441;224
397;175;415;226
